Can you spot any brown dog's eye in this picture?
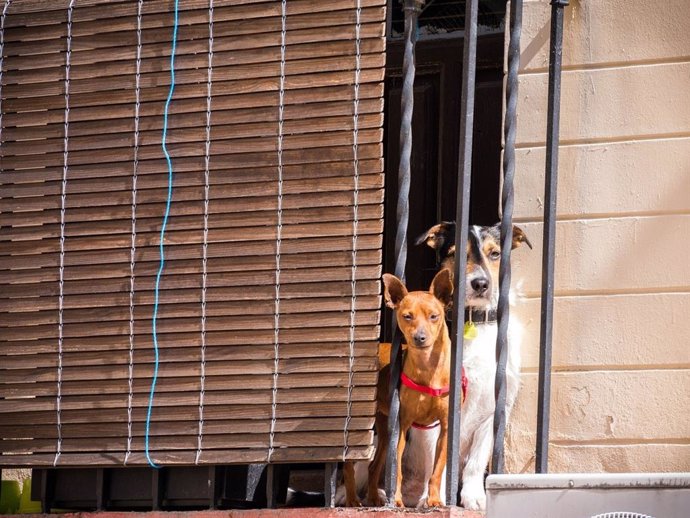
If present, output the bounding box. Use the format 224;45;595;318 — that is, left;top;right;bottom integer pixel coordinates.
403;313;413;321
429;314;439;322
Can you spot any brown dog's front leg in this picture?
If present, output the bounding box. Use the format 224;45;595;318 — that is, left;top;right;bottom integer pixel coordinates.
394;420;411;508
426;420;448;507
342;461;361;507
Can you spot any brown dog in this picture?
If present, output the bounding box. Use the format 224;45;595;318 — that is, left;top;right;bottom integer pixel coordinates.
352;268;454;508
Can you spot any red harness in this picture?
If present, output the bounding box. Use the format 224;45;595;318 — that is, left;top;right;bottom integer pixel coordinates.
400;367;467;399
400;368;468;430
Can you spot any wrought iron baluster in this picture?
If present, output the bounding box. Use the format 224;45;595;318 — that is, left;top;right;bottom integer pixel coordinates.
446;0;479;505
492;0;524;475
536;0;569;474
384;0;422;505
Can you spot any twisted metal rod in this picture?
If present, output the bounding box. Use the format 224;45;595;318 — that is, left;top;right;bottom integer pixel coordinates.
446;0;479;505
492;0;524;474
384;0;421;504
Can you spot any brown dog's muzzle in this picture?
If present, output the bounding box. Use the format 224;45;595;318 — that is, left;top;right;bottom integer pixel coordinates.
413;329;428;347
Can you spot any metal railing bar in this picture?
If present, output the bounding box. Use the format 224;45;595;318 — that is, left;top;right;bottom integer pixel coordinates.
536;0;569;474
491;0;524;475
324;462;338;508
446;0;479;506
384;0;422;505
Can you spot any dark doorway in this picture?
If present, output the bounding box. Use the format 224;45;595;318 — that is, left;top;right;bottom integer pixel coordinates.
382;4;506;340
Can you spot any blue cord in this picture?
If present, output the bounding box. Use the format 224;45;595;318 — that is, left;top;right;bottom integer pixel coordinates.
145;0;180;469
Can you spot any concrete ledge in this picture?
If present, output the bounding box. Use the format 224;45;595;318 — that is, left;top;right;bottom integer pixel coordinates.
486;473;690;518
6;508;483;518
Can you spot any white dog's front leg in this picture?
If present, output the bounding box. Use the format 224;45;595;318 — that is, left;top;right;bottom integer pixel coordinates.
460;418;493;511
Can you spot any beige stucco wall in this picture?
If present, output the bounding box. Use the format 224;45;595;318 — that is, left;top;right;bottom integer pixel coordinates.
505;0;690;473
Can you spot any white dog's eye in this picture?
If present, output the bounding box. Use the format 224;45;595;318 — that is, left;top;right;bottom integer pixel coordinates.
489;250;501;260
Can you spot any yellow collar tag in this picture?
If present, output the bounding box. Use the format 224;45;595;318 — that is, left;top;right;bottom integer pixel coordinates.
463;321;478;340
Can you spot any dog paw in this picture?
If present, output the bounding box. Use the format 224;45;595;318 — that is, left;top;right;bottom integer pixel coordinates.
394;497;405;508
345;497;362;507
426;496;443;508
366;489;387;507
460;482;486;511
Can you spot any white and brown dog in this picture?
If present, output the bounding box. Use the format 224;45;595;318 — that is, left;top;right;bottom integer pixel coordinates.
416;221;531;510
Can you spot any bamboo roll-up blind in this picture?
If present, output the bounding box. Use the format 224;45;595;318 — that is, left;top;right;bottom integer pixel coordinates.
0;0;386;467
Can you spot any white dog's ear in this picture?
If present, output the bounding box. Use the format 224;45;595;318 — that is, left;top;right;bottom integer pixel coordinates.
430;268;454;308
512;225;533;250
489;223;533;250
415;221;455;251
382;273;408;309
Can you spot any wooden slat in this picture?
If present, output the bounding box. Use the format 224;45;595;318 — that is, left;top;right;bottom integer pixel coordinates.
1;148;383;191
0;278;382;316
0;430;374;455
1;97;384;142
0;301;381;340
0;445;375;467
0;353;380;380
0;215;382;256
0;322;380;360
0;208;382;249
0;246;381;285
0;385;376;413
0;204;382;247
0;181;383;224
0;370;378;398
0;295;381;330
0;400;378;426
0;112;383;156
0;346;378;374
0;416;376;440
0;130;383;172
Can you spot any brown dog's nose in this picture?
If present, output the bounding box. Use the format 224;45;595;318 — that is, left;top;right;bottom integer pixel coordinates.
413;330;427;346
471;277;489;295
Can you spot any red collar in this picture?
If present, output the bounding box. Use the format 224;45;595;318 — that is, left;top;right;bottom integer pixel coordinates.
400;368;467;400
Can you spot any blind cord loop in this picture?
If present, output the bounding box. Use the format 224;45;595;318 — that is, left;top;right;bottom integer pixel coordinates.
125;0;144;467
343;0;363;463
268;0;288;464
146;0;180;469
195;0;214;466
54;0;76;468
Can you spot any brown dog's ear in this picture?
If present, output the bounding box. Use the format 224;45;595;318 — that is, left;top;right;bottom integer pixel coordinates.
512;225;533;250
382;273;408;310
414;221;455;251
429;268;454;308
